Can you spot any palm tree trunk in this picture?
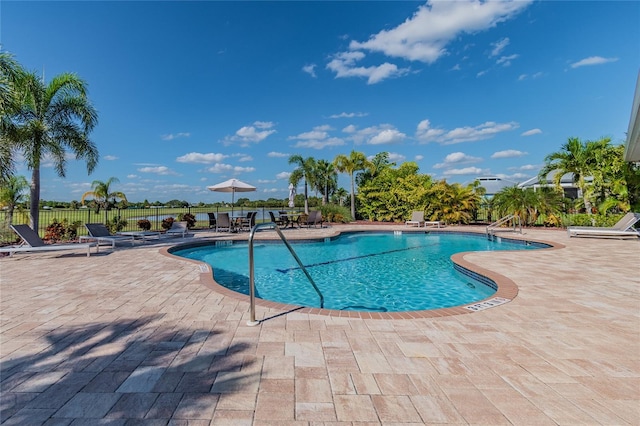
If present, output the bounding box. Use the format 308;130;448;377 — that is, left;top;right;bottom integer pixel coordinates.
350;172;356;219
303;181;309;214
29;167;40;231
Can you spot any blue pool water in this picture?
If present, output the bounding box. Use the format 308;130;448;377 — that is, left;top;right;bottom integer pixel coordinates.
172;232;544;312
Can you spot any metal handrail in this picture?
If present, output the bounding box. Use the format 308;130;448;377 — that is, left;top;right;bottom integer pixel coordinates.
486;214;522;237
247;222;324;326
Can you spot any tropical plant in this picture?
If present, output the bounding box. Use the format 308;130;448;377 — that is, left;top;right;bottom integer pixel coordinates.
105;215;127;234
334;150;370;220
330;187;348;207
44;218;81;242
426;180;480;224
178;212;196;228
314;159;338;205
4;67;99;231
137;219;151;231
162;217;175;230
0;52;26;182
0;175;28;229
81;177;127;213
492;185;563;226
288;155;317;214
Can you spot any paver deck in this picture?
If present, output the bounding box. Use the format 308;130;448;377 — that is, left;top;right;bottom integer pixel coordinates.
1;223;639;425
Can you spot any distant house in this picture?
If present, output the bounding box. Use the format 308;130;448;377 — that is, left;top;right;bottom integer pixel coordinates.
518;170;590;199
474;176;518;198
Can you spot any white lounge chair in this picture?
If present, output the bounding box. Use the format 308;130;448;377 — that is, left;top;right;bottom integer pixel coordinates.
215;213;234;233
165;221;192;238
567;212;640;239
303;210;323;228
81;223;135;248
0;224;97;257
405;211;425;227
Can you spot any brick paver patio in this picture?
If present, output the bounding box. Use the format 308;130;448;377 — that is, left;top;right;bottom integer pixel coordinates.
1;224;639;425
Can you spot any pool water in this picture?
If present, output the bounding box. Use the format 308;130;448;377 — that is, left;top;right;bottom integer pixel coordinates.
172;232;543;312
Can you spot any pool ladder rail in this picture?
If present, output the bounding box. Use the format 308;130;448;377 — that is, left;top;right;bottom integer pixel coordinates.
486;214;522;240
246;222;324;326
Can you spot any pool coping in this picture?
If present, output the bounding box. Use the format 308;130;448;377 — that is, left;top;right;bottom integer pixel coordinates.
160;228;564;319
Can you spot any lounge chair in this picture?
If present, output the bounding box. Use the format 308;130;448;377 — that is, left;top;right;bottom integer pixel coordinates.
81;223;135;248
405;211;425;227
303;210;323;228
215;213;234;233
0;224;97;257
567;212;640;238
165;221;192;238
207;213;217;229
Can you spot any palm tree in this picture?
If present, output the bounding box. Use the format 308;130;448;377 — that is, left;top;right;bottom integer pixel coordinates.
288;155;316;214
0;52;26;182
539;137;608;215
6;70;99;231
331;187;348;207
427;181;479;224
81;177;127;213
314;159;338;205
334;150;370;220
0;175;29;229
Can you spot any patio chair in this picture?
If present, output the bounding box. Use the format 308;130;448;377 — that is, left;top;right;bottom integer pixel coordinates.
215;212;234;233
268;211;286;228
278;211;291;228
567;212;640;238
81;223;136;248
0;224;97;257
207;213;217;229
303;210;323;228
240;211;257;232
405;211;425;227
165;221;192;238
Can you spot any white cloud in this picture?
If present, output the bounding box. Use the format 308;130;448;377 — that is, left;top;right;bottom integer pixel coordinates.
416;119;519;145
127;174;138;179
103;155;118;161
387;152;406;163
508;164;539;171
268;151;289;158
496;54;518;66
276;172;291;179
176;152;228;164
161;132;190;141
349;0;531;63
302;63;317;78
138;166;179;176
443;166;485;176
326;51;409;84
570;56;619;68
415;155;424;161
348;124;405;145
342;124;358;133
490;37;510;57
329;112;368;119
368;128;406;145
289;125;345;149
288;125;333;141
491;149;528;159
223;121;276;145
433;151;482;169
205;164;255;174
237;155;253;162
521;128;542;136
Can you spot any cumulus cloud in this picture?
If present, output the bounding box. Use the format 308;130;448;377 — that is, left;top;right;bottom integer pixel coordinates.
268;151;289;158
276;172;291;180
521;128;542;136
387;152;407;163
416;119;519;144
326;51;409;84
570;56;619;68
176;152;228;164
206;163;256;174
137;166;179;176
347;124;406;145
302;64;317;78
329;112;368;119
222;121;276;146
349;0;531;63
103;155;118;161
161;132;190;141
415;155;424;161
491;149;528;159
368;129;407;145
433;151;482;169
442;166;486;176
289;125;346;149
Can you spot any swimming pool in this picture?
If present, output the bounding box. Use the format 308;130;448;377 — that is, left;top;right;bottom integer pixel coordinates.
171;231;546;313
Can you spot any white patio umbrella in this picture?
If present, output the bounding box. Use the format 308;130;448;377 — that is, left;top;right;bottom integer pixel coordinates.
288;183;296;208
207;178;256;211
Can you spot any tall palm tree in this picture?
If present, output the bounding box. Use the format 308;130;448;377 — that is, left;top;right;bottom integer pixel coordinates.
314;159;337;205
81;177;127;213
0;175;29;228
288;155;316;214
539;137;607;215
0;52;26;182
7;70;99;231
334;150;370;220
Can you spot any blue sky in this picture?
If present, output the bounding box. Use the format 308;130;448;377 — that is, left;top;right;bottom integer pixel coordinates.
2;1;639;203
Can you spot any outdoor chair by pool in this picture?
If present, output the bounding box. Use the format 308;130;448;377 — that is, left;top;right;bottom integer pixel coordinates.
303;210;323;228
567;212;640;238
0;224;97;257
405;211;425;227
207;213;217;229
268;211;286;228
81;223;136;248
215;213;234;233
240;211;257;232
165;221;192;238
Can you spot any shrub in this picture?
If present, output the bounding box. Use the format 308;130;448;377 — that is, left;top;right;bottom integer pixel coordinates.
178;213;196;229
106;216;127;233
318;204;352;223
44;218;82;242
137;219;151;231
162;217;175;230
